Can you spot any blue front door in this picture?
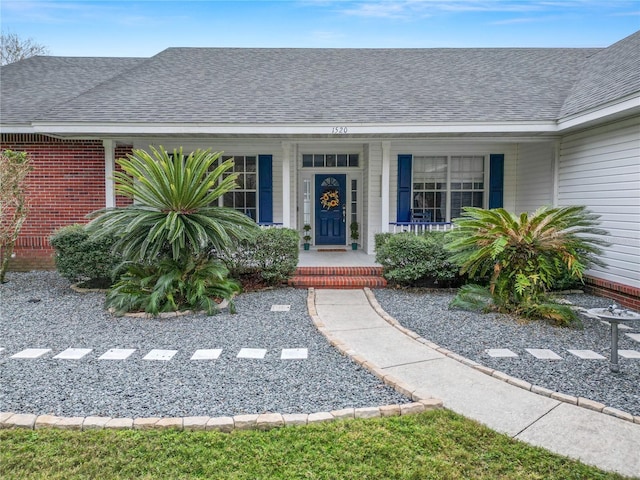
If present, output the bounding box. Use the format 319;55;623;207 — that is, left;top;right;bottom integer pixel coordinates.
315;174;346;245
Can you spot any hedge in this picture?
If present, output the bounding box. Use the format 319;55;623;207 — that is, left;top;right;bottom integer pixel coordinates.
375;231;463;287
49;224;122;287
218;227;299;285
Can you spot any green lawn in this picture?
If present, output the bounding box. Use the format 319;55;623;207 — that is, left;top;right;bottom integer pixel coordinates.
0;410;626;479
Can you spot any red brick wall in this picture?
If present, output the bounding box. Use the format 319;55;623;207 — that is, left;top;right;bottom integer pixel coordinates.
584;277;640;311
1;134;132;270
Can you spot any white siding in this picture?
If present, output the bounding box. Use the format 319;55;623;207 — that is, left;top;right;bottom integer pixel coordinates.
514;142;555;214
558;116;640;289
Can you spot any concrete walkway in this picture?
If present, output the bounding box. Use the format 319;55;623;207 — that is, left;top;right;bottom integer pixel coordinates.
313;288;640;478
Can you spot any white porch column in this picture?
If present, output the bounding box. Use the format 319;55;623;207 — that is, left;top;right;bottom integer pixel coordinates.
103;139;115;208
381;141;391;233
281;142;291;228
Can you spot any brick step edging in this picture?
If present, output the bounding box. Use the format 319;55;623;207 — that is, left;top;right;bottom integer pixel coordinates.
289;276;387;289
295;266;384;276
361;288;640;425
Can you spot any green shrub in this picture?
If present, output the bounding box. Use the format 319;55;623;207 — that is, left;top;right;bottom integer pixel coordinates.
446;206;608;325
374;232;394;252
254;228;299;284
50;224;121;287
375;232;462;287
86;146;258;314
550;256;586;291
106;257;239;316
218;228;299;285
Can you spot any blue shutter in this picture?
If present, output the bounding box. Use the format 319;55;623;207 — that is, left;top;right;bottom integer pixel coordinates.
258;155;273;223
489;154;504;209
397;154;412;222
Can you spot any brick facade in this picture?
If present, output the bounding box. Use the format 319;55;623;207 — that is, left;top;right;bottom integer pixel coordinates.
1;134;132;270
584;276;640;311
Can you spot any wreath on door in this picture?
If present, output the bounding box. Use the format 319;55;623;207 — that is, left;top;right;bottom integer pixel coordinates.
320;189;340;210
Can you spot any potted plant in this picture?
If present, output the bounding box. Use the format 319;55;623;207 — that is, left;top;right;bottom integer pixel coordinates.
350;221;359;250
303;224;312;250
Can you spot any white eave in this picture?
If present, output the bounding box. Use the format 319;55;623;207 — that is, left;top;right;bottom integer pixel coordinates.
27;120;560;136
0;124;37;133
557;93;640;132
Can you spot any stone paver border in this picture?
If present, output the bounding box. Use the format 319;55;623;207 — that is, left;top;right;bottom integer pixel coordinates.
362;287;640;425
0;401;441;432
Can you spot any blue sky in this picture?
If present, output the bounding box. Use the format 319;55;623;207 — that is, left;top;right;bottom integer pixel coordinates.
2;1;639;57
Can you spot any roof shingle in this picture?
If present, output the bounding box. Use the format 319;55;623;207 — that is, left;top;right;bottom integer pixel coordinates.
0;56;143;125
561;30;640;118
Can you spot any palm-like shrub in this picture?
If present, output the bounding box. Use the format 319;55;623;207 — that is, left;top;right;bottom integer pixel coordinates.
106;256;240;316
88;146;257;261
88;146;259;315
446;206;608;325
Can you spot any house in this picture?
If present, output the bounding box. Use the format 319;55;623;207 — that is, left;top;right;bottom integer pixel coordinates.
1;30;639;307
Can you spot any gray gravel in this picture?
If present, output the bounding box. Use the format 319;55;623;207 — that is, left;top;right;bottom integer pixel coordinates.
0;271;408;418
374;288;640;416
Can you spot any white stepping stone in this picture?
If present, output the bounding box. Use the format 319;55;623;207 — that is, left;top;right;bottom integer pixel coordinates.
99;348;136;360
0;348;4;353
143;349;178;361
618;350;640;359
237;348;267;359
525;348;563;360
281;348;308;360
625;333;640;343
191;349;223;360
567;349;606;360
53;348;92;360
270;304;290;312
11;348;51;359
486;348;518;358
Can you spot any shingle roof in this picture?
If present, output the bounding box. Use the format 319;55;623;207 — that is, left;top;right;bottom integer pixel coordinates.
561;30;640;118
0;56;144;124
20;48;600;125
2;31;638;127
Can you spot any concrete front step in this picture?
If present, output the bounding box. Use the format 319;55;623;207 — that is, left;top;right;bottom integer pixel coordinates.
288;266;387;289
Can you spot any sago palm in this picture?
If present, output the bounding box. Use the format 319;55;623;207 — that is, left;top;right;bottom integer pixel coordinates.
87;146;259;315
446;206;608;324
88;146;258;262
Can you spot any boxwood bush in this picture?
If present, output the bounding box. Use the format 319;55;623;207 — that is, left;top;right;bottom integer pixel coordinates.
218;227;299;285
375;231;463;287
49;224;122;288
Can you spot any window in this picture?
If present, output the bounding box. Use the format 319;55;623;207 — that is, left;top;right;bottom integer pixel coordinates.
221;155;257;220
302;153;359;168
450;156;484;219
412;155;485;222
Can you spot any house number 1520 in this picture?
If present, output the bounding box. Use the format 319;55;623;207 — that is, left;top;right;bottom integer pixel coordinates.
331;127;348;134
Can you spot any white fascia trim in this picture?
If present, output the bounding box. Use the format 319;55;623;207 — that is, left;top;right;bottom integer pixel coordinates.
557;94;640;131
30;121;559;136
0;124;36;133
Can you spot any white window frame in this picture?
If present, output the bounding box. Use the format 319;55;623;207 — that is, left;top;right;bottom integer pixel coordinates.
218;154;258;221
411;154;488;223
